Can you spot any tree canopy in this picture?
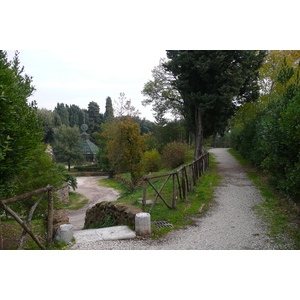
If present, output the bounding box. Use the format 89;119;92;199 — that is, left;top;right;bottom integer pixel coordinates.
143;51;266;158
52;125;84;171
0;51;74;201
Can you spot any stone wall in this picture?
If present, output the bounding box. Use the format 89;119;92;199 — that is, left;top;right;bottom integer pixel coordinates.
84;201;142;229
52;209;70;237
55;183;69;203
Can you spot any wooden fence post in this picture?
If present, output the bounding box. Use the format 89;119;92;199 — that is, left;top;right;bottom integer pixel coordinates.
172;174;176;209
181;169;186;200
0;216;3;250
142;179;147;212
176;172;182;200
47;186;54;248
2;203;46;249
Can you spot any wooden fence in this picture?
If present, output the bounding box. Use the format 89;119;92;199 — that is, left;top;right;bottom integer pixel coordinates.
141;152;209;213
0;185;54;250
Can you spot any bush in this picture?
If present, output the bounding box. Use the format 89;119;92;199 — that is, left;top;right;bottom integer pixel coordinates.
230;92;300;199
162;142;188;170
140;149;161;173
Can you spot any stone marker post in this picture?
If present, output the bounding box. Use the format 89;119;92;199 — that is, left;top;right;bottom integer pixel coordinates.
55;224;74;244
135;212;151;236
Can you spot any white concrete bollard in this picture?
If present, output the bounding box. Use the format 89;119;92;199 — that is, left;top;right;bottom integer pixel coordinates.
135;213;151;236
55;224;74;244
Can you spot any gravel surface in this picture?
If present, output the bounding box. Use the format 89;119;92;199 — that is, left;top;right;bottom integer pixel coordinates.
70;148;275;250
67;176;119;230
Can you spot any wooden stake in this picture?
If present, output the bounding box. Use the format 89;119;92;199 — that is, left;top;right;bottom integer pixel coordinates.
142;179;147;212
47;187;54;248
1;203;45;250
17;192;45;250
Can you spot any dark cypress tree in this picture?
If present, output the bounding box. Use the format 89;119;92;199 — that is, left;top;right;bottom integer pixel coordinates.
103;96;114;122
87;101;102;133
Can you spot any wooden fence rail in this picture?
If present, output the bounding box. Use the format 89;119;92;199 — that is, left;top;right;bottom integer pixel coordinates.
0;185;54;250
141;152;209;213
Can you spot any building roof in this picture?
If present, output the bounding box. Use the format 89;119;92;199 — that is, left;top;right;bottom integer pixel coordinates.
81;138;99;155
80;124;99;156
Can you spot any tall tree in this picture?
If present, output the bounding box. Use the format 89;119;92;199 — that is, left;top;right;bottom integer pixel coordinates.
0;50;41;197
37;108;56;143
259;50;300;99
114;92;140;118
52;125;84;171
142;58;182;124
101;116;151;189
150;50;266;158
103;96;114;122
54;103;70;126
69;104;84;127
1;51;71;202
87;101;103;133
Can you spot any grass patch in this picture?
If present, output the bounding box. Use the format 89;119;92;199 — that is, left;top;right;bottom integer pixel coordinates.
228;148;300;249
227;148;249;166
99;154;221;239
1;217;76;250
1;217;47;250
63;192;89;210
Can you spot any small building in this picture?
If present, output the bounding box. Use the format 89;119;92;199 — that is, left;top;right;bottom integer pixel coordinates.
80;123;99;162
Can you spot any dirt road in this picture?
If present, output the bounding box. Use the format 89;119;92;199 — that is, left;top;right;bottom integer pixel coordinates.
67;176;119;230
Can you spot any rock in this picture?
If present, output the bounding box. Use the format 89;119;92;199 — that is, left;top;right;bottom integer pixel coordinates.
55;224;74;244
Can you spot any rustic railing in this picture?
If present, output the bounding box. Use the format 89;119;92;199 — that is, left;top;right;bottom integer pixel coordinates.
0;185;54;250
141;152;209;213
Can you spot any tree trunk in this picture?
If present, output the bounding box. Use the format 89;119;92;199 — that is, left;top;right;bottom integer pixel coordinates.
0;216;3;250
194;108;204;159
212;133;217;148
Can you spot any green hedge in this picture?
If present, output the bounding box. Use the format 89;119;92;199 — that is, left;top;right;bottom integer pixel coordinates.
230;92;300;199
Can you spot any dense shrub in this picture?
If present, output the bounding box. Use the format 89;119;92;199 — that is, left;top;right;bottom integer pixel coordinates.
140;149;161;173
162;142;188;170
230;92;300;199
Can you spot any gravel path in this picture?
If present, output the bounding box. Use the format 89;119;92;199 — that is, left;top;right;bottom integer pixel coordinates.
67;176;119;230
71;148;275;250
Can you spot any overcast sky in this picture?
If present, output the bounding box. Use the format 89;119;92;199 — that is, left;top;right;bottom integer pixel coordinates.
6;49;167;121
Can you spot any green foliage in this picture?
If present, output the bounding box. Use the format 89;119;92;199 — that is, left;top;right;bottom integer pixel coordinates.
101;117;151;189
99;154;220;238
84;214;116;229
0;50;55;199
140;149;161;173
52;125;84;171
230;56;300;199
144;51;266;158
103;96;114;122
162;141;188;169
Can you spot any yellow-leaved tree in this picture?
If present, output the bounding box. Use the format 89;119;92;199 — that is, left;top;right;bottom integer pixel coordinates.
101;116;151;190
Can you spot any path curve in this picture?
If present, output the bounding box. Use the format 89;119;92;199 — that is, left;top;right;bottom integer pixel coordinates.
71;149;275;250
67;176;119;230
